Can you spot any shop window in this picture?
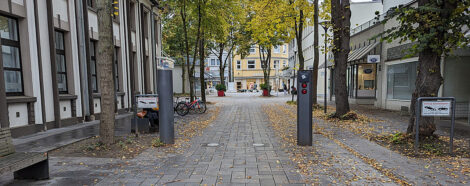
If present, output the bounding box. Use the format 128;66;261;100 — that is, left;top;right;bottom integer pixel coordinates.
387;62;418;100
55;31;68;94
90;40;98;92
1;15;23;96
248;60;255;69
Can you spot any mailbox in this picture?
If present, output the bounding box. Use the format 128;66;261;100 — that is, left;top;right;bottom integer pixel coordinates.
297;70;313;146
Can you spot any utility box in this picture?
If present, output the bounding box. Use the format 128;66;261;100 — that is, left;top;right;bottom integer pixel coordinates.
297;70;313;146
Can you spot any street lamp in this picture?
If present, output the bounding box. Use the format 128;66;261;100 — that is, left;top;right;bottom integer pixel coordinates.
319;21;330;114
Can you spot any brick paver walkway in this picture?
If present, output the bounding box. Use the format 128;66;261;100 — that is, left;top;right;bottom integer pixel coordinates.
0;94;306;186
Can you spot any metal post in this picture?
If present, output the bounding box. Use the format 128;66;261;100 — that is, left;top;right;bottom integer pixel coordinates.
323;28;328;114
450;98;456;156
158;70;174;144
415;98;421;154
297;70;313;146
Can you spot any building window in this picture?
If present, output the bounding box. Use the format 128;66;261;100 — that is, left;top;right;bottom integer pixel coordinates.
87;0;94;8
273;60;279;69
274;46;280;53
114;47;120;91
248;60;255;69
1;15;23;96
283;45;287;53
283;60;287;67
249;45;256;54
217;59;220;66
236;60;241;69
387;62;418;100
211;59;216;66
89;41;98;92
55;31;68;94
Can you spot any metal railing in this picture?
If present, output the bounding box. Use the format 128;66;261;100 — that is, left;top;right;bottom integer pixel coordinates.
350;13;385;36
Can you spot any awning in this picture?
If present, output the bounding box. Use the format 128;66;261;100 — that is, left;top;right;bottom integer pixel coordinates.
347;42;380;62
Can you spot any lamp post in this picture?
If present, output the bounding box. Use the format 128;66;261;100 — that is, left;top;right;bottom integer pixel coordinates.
292;50;297;102
319;21;330;114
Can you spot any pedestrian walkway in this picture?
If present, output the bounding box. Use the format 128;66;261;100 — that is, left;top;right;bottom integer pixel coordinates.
0;95;306;185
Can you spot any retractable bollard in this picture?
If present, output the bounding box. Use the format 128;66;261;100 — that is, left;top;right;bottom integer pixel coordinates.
297;70;313;146
157;69;174;144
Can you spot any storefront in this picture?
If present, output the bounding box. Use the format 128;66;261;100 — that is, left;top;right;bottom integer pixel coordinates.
345;41;380;103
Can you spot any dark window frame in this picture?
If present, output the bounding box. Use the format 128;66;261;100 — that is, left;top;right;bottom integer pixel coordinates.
55;30;68;94
90;40;98;93
1;15;24;96
114;47;120;91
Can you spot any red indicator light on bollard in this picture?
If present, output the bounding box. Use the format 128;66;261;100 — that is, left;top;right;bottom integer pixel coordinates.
302;89;307;94
302;83;307;88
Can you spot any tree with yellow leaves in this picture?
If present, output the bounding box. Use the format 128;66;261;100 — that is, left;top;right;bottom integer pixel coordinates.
248;0;290;89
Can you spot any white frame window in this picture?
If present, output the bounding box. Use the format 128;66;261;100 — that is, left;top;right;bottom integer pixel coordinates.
247;60;255;69
274;46;280;53
249;45;256;54
236;60;241;69
210;59;216;66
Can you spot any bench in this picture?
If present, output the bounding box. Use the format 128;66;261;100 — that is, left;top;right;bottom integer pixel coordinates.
0;127;49;180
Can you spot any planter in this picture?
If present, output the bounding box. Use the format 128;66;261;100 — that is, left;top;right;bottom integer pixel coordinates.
217;90;225;97
262;89;269;96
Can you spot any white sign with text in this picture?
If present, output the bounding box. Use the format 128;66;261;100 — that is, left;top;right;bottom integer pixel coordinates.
421;101;451;116
137;97;158;108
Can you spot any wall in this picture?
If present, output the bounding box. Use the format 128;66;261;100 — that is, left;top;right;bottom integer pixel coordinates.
443;56;470;102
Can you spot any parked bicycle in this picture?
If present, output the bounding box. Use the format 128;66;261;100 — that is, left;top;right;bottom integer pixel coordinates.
174;97;207;116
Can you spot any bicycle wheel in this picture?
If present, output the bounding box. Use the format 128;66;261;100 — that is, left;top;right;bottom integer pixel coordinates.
195;101;207;114
176;102;189;116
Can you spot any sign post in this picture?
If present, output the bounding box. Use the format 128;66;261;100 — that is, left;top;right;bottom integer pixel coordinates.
297;70;313;146
415;97;456;155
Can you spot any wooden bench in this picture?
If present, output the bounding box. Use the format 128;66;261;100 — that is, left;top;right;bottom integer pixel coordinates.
0;127;49;180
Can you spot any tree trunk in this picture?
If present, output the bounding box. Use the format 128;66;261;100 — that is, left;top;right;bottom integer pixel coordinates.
331;0;351;117
199;32;206;103
312;0;319;105
189;0;202;102
218;44;225;86
181;49;186;94
181;0;191;97
295;11;305;70
406;0;446;137
96;0;115;145
260;46;272;90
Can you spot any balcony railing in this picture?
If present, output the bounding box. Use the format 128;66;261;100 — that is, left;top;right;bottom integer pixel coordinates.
350;13;385;36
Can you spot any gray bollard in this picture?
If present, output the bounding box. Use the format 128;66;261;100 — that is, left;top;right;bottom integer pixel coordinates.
297;70;313;146
157;69;174;144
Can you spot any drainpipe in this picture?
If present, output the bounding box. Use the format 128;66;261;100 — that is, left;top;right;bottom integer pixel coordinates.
82;0;94;120
34;0;47;130
0;38;8;128
46;0;61;128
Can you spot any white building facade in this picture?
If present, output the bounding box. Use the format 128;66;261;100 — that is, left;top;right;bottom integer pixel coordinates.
0;0;163;137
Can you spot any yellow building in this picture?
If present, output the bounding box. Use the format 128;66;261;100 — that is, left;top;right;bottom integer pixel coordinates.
233;44;289;91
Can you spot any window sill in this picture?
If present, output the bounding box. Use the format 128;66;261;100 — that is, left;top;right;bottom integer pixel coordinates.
94;92;125;98
6;96;37;104
59;94;78;101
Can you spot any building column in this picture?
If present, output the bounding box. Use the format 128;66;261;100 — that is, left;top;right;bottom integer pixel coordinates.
46;0;61;128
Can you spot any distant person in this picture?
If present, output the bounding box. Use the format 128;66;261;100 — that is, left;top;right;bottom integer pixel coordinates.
283;84;288;95
291;86;297;95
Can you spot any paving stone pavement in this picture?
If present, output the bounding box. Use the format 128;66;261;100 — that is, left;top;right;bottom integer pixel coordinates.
0;94;307;186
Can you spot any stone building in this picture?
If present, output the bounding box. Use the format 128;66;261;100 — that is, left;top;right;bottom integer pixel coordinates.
0;0;164;137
